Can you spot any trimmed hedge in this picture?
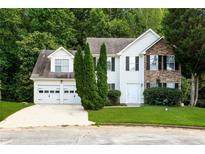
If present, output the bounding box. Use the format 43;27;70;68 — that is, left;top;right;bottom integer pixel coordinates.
143;87;182;106
107;90;121;105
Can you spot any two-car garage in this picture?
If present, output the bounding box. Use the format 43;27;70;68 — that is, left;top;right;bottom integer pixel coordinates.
34;80;81;104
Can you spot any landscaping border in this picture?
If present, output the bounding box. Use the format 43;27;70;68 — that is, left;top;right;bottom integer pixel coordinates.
94;123;205;130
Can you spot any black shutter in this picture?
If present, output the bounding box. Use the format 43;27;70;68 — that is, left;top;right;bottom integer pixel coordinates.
163;56;167;70
158;82;162;87
135;56;139;71
146;83;150;88
146;55;150;70
175;83;179;89
158;55;162;70
175;60;179;70
126;56;129;71
163;83;167;88
111;57;115;71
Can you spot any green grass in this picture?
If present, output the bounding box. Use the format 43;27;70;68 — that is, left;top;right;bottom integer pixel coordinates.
0;101;32;121
89;106;205;127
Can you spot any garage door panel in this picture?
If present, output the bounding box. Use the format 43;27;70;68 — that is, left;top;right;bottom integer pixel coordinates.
37;85;60;104
63;85;81;104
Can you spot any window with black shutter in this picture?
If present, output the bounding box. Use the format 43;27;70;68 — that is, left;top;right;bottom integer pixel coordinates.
146;83;150;88
111;57;115;71
175;83;179;89
135;56;139;71
175;60;179;70
163;83;167;88
163;56;167;70
158;55;162;70
146;55;150;70
126;56;129;71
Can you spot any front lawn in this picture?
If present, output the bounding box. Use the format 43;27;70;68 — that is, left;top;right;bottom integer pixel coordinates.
0;101;32;121
89;106;205;127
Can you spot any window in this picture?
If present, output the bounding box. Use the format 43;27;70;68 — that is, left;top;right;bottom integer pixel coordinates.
55;90;60;93
129;57;135;71
64;90;69;93
166;55;175;71
70;90;74;93
150;55;158;70
55;59;69;72
107;57;112;71
150;83;158;88
50;90;54;93
125;56;139;71
44;90;49;93
39;90;43;93
107;57;115;71
108;83;115;90
166;82;175;88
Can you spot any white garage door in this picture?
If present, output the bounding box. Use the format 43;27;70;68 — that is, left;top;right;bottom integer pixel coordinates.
126;83;141;104
37;85;60;104
63;85;81;104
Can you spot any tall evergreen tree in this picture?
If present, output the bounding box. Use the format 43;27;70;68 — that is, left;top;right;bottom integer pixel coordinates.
82;43;102;110
163;9;205;106
97;43;108;106
74;46;84;98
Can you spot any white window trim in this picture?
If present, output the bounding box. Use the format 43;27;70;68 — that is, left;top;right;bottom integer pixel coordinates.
166;82;175;88
55;59;69;72
150;55;158;71
166;55;175;71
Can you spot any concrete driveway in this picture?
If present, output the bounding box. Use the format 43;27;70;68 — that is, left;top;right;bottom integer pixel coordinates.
1;126;205;145
0;105;93;128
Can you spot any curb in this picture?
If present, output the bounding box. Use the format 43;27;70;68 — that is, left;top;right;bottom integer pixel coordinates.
93;123;205;130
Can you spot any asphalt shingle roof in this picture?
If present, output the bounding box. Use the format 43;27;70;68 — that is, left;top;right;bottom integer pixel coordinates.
87;38;136;54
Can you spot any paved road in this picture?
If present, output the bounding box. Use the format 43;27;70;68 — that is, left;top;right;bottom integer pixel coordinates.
1;126;205;145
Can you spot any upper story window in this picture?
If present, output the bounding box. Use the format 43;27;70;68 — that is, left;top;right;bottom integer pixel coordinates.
107;57;115;72
108;83;115;90
55;59;69;72
150;55;158;70
125;56;139;71
166;55;175;71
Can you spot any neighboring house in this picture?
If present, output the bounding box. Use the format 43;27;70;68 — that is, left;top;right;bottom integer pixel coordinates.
30;29;181;105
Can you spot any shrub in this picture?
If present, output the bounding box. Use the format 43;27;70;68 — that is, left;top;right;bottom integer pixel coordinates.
143;87;182;106
107;90;121;105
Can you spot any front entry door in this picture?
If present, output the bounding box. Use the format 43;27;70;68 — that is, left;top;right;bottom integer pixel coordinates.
126;83;141;104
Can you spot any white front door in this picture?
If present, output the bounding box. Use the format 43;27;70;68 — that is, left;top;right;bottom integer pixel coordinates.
126;83;141;104
63;85;81;104
37;85;60;104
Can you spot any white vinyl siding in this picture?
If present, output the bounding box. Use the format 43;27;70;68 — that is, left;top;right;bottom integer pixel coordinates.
55;59;69;72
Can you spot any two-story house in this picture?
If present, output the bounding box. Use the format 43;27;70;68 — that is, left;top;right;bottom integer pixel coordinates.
30;29;181;105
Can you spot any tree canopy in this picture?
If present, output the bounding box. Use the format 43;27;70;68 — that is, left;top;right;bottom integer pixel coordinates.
0;8;165;102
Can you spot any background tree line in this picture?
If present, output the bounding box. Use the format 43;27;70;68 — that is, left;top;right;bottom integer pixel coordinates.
0;8;165;102
0;8;204;106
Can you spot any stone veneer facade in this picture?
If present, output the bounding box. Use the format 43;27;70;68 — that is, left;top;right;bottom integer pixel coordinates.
144;39;181;88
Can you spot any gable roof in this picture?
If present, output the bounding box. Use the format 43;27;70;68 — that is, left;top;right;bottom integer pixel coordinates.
117;29;161;55
87;29;161;55
47;47;74;58
87;37;136;55
140;37;164;55
30;50;74;79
